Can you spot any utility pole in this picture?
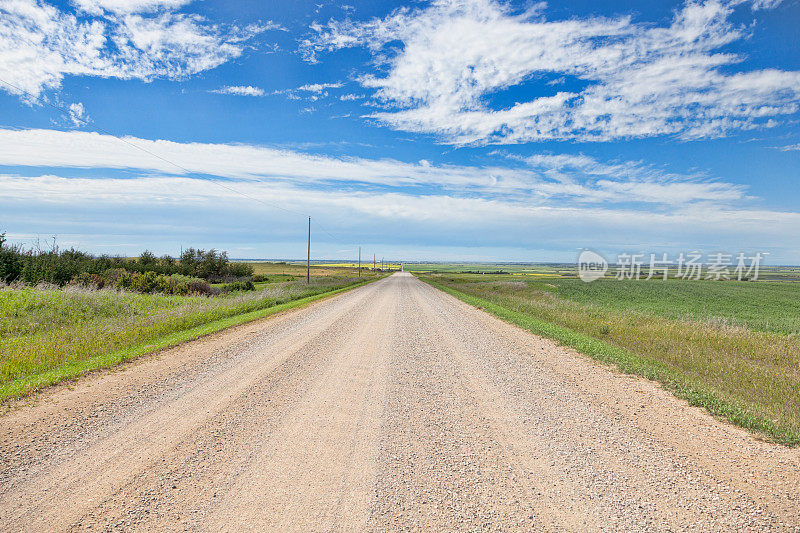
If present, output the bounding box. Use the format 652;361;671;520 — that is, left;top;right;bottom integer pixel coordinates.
307;217;311;284
373;253;376;271
358;246;361;278
382;257;384;270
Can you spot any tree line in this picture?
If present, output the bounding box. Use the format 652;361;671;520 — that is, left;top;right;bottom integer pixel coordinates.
0;233;253;287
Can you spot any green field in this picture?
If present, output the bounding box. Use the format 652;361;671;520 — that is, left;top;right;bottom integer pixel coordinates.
407;262;800;282
0;265;381;401
418;270;800;446
406;262;572;276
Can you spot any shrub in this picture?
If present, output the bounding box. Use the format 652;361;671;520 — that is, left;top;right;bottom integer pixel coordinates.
130;271;159;293
166;274;190;295
103;268;131;289
251;274;269;283
187;279;215;296
0;235;23;283
163;274;212;296
220;280;256;293
228;262;254;277
139;250;158;268
71;272;105;289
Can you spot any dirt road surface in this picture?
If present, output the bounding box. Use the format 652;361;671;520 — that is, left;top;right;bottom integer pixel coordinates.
1;272;799;531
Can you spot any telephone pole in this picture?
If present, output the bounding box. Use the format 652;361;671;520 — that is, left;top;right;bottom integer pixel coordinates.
306;217;311;284
358;247;361;278
373;253;376;271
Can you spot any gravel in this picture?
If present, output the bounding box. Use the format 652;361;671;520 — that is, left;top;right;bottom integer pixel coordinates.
1;272;798;531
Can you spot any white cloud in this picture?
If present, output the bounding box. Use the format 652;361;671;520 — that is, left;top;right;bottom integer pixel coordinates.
749;0;783;9
1;127;797;261
72;0;192;15
67;102;88;125
211;85;265;97
511;152;747;204
779;143;800;151
0;128;748;207
297;82;342;92
0;0;265;99
3;173;799;261
270;82;344;102
303;0;800;145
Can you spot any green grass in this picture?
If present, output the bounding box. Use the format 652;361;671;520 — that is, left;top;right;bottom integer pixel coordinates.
546;278;800;335
420;274;800;446
0;276;376;402
210;274;297;289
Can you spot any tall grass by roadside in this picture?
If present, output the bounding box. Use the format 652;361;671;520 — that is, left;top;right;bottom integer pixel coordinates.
420;275;800;446
0;277;369;401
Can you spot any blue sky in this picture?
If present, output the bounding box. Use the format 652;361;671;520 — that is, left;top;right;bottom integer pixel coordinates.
1;0;799;262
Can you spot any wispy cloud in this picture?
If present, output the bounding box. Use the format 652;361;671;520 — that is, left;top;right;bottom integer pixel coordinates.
0;0;268;99
0;128;748;207
210;85;265;96
303;0;800;145
506;152;748;204
67;102;88;126
1;126;797;260
3;172;799;260
297;82;342;92
271;82;344;102
72;0;194;15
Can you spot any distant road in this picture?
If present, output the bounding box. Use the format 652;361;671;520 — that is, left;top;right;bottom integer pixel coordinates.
1;272;798;530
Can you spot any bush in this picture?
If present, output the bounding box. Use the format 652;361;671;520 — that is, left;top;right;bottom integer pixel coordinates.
103;268;130;289
159;274;213;296
139;250;157;268
71;272;105;289
0;234;23;283
219;280;255;293
130;271;159;293
251;274;269;283
187;278;215;296
228;262;254;277
95;270;213;295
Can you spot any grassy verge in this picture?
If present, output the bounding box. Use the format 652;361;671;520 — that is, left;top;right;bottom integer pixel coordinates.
0;276;379;402
420;275;800;447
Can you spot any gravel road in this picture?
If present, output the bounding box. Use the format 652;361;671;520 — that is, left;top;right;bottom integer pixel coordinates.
1;272;799;531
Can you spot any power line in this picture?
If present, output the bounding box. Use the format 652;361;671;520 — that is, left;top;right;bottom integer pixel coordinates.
312;219;340;241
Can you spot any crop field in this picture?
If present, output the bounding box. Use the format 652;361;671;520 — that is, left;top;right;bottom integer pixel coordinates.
407;262;800;281
244;260;395;277
418;268;800;445
406;262;572;276
0;271;380;401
